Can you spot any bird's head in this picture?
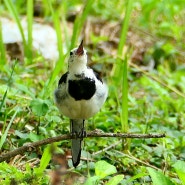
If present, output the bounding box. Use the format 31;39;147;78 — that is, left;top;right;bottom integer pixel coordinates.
68;40;87;66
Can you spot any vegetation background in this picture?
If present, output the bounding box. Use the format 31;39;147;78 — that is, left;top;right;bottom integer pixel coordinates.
0;0;185;184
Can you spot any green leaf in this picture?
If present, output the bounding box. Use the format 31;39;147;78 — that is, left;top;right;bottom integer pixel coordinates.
28;132;43;142
0;162;24;179
173;160;185;185
147;167;175;185
106;175;124;185
30;98;49;116
95;161;117;179
125;172;147;183
35;145;51;174
15;130;28;139
84;176;100;185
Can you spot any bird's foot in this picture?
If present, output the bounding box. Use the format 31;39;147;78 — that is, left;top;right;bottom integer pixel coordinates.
71;132;78;139
79;129;86;138
71;129;86;139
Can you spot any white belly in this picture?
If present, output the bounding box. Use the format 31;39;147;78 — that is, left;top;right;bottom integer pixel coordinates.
56;94;103;119
54;77;108;119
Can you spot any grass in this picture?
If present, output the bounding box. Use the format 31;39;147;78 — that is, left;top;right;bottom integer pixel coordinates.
40;0;65;98
115;0;133;149
70;0;94;49
0;21;6;64
121;57;129;149
0;107;19;149
26;0;33;61
0;0;185;184
4;0;27;59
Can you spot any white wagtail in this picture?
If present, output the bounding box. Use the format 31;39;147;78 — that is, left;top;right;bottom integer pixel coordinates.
54;40;108;167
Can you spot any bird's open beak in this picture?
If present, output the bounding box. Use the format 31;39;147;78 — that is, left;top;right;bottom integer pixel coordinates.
76;40;84;56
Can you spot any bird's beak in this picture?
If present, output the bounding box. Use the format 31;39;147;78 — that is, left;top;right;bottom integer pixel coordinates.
76;40;84;56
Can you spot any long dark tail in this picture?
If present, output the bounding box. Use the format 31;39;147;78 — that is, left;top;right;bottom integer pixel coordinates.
70;119;85;167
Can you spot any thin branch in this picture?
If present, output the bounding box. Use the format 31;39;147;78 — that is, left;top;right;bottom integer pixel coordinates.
87;130;165;138
115;150;160;171
0;130;165;163
129;62;185;98
92;140;122;156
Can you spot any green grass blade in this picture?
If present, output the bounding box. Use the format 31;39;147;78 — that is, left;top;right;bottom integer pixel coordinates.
114;0;133;150
0;90;7;112
114;0;133;80
53;12;64;60
70;0;94;49
4;0;28;58
0;61;16;111
0;21;6;64
51;10;65;83
121;57;128;132
40;1;65;98
117;2;132;56
27;0;33;61
121;57;130;150
47;0;63;59
0;108;19;149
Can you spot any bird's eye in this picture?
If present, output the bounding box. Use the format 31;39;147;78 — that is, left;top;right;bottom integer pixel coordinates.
70;51;73;56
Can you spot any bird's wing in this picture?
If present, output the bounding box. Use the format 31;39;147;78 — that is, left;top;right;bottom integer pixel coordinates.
54;72;69;106
93;71;103;83
58;72;69;86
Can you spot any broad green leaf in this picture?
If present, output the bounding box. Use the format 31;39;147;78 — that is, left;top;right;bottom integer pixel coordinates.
125;172;147;183
30;98;49;116
106;174;124;185
28;132;43;142
15;130;28;139
84;176;100;185
173;160;185;185
95;161;117;179
147;167;175;185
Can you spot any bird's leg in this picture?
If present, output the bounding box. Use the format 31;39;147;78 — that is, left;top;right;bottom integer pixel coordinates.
79;120;86;138
70;119;86;139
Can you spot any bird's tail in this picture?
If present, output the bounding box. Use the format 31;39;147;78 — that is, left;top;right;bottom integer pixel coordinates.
70;119;85;167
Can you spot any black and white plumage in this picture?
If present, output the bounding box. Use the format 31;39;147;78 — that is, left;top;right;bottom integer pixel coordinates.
54;40;108;167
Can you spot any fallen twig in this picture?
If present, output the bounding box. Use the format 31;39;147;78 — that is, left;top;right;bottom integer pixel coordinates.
0;130;165;162
93;140;122;156
115;150;160;171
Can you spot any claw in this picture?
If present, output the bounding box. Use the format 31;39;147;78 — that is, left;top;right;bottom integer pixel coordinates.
71;132;78;139
71;129;86;140
79;129;86;138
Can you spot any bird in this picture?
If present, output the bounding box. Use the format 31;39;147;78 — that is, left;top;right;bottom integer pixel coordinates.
54;40;108;167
